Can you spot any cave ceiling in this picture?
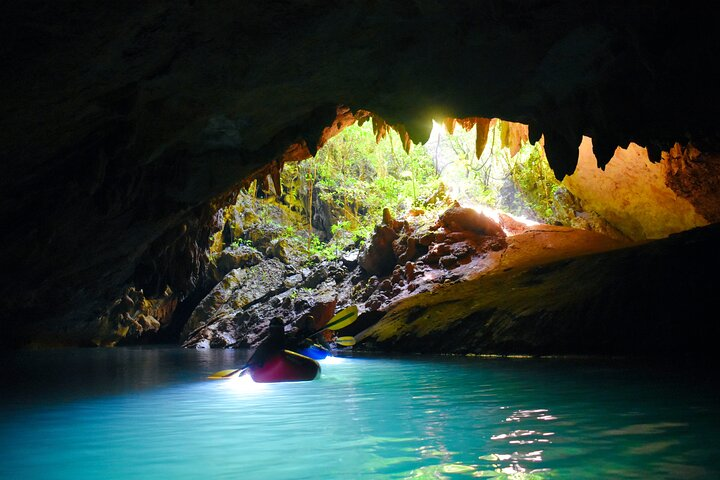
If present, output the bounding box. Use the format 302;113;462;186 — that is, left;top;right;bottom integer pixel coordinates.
1;1;718;345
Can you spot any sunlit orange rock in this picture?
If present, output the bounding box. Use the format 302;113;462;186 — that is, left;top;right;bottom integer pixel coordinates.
563;137;710;240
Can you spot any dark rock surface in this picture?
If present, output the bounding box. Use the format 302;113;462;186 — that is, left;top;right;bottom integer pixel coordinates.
356;223;720;357
181;258;286;342
1;1;718;347
182;257;357;349
183;205;518;349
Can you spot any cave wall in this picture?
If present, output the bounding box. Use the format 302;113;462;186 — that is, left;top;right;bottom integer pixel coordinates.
563;138;714;240
1;1;718;346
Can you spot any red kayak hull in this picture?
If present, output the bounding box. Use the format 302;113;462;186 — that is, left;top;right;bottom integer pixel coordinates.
249;350;321;383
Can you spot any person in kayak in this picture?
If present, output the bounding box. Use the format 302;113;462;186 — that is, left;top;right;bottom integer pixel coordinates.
246;317;285;368
285;314;332;354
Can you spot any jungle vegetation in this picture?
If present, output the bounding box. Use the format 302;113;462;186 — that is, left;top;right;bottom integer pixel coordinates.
217;118;564;264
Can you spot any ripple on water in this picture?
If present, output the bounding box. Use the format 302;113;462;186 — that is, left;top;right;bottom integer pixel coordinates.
1;349;719;480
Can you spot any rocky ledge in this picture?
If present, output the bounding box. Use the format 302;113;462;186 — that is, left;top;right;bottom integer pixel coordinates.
180;202;717;358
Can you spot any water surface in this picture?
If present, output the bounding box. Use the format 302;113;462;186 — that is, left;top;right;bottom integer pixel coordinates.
1;347;718;479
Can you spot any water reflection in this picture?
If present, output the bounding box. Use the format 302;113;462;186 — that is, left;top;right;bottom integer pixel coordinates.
0;346;251;406
0;350;718;480
222;372;269;395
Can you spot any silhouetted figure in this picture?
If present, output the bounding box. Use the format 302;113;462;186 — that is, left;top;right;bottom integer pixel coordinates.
246;317;285;368
286;314;332;355
285;315;315;350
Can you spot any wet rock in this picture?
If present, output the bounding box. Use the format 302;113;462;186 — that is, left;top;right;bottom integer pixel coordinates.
341;249;360;269
301;260;346;289
358;224;399;276
440;255;459;269
95;286;179;346
230;280;343;348
181;258;286;343
405;262;416;282
354;276;378;301
423;242;452;265
392;235;408;259
283;273;303;288
333;265;349;283
445;231;470;243
498;212;529;235
302;265;329;289
349;270;365;285
391;266;404;284
489;239;506;251
450;242;475;259
395;235;419;264
437;207;506;237
268;238;291;263
418;232;436;246
211;245;263;281
136;314;161;331
294;298;310;312
307;294;338;330
365;296;384;311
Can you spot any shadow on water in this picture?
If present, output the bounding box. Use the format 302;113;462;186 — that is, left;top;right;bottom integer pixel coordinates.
0;346;252;406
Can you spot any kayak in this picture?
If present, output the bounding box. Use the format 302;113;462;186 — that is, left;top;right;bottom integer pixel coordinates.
249;349;321;383
297;344;330;360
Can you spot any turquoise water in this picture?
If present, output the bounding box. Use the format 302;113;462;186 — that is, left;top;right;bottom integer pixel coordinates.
1;348;719;479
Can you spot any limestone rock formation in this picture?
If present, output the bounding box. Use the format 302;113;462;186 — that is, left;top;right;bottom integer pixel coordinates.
181;259;286;342
436;207;506;238
182;258;353;349
358;221;401;277
210;245;264;282
354;205;509;315
1;1;719;348
563;138;714;240
355;223;720;356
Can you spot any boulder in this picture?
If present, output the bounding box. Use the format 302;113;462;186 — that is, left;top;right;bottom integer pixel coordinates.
437;207;506;237
358;225;399;276
211;245;263;281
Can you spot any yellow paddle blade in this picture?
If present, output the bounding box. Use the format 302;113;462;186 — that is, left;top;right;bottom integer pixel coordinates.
207;368;242;379
335;336;356;346
324;305;358;331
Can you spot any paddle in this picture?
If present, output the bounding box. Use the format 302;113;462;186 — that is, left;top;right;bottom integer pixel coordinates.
207;366;248;379
308;305;358;338
334;336;356;347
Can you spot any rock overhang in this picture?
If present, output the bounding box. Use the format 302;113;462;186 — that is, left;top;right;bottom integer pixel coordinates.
1;1;718;346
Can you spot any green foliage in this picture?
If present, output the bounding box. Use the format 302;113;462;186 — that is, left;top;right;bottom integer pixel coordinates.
230;238;253;248
226;117;571;269
280;120;441;254
429;119;565;223
306;233;340;262
280;224;296;238
507;141;562;223
330;220;351;236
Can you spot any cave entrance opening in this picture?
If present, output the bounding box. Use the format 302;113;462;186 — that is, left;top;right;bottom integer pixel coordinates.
212;117;561;266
